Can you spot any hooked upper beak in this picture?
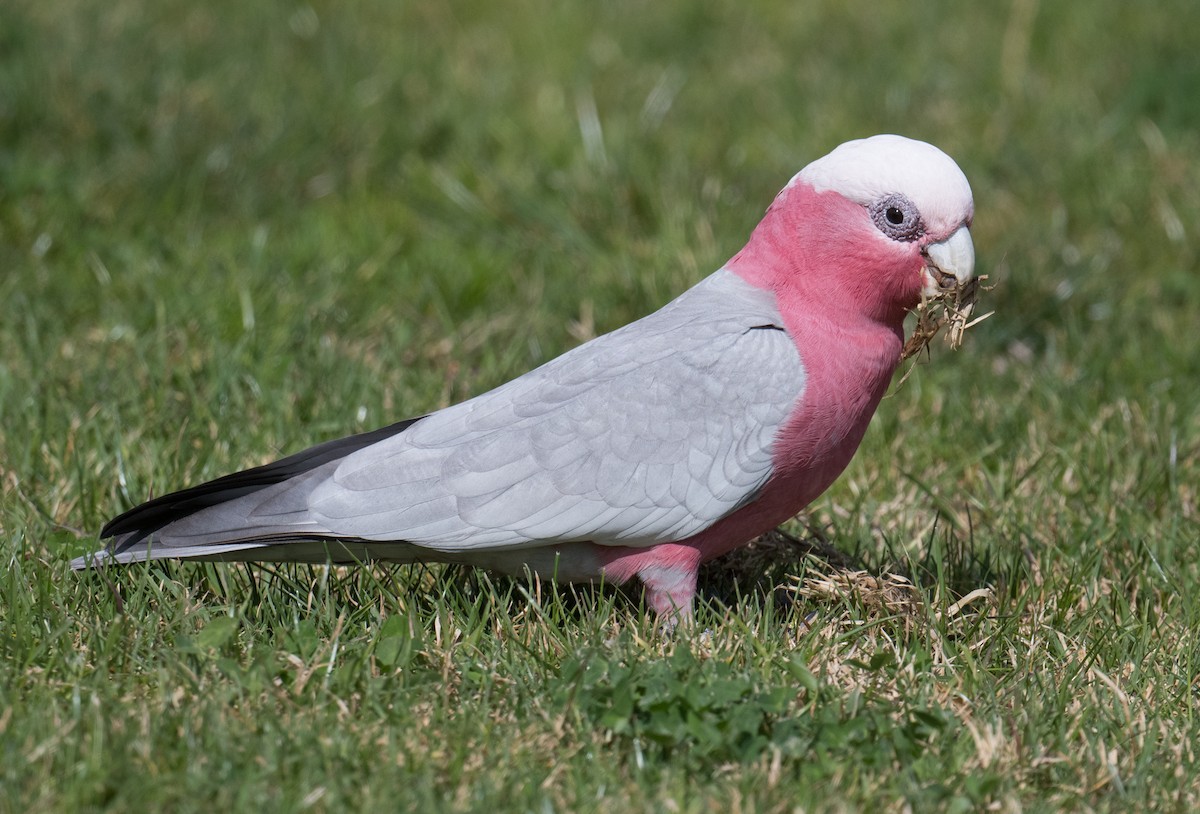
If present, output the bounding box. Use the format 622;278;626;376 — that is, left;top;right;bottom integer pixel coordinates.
922;224;975;297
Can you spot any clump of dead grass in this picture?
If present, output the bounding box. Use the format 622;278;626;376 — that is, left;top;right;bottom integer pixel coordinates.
793;569;925;618
790;565;995;634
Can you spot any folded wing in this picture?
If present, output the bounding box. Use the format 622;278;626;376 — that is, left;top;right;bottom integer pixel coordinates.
85;270;806;565
310;270;806;549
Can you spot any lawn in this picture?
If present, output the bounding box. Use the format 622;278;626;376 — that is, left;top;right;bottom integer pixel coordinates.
2;0;1199;811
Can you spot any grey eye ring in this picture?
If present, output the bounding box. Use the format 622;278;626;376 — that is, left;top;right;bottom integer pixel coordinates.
870;194;925;242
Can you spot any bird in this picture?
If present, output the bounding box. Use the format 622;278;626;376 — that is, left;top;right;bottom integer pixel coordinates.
73;134;976;620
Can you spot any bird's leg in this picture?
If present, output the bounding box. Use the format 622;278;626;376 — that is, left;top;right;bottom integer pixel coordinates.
639;560;699;628
595;542;702;628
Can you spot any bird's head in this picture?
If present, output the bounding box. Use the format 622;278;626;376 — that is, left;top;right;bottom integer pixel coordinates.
731;134;975;329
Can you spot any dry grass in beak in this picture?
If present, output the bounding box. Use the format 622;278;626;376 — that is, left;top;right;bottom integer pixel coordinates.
901;275;994;362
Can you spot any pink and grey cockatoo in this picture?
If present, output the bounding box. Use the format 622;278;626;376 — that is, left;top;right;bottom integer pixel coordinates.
73;135;976;619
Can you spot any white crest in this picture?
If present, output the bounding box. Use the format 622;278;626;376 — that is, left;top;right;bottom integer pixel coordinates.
791;135;974;237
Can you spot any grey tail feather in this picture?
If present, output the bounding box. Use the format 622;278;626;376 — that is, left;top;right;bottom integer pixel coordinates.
88;415;426;564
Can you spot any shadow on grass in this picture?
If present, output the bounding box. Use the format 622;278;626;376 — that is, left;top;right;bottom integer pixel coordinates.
696;521;1018;622
73;519;1019;632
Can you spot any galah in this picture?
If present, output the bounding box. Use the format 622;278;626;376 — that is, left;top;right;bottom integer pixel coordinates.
73;135;976;619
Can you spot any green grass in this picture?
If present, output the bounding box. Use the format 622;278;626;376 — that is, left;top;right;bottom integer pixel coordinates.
3;0;1200;810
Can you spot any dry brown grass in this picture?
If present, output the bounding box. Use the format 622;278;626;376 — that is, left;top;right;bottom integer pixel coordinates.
901;275;994;363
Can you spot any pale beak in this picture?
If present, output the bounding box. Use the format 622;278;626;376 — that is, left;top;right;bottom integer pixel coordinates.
922;225;975;297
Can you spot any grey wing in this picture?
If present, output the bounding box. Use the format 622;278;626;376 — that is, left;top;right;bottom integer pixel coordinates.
305;270;807;550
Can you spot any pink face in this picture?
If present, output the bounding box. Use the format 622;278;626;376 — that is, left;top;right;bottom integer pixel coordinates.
730;135;976;330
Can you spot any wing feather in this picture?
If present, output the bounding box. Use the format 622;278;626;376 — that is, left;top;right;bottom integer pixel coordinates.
306;270;806;550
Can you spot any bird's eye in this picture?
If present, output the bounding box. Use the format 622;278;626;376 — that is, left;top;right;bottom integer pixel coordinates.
870;194;924;242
